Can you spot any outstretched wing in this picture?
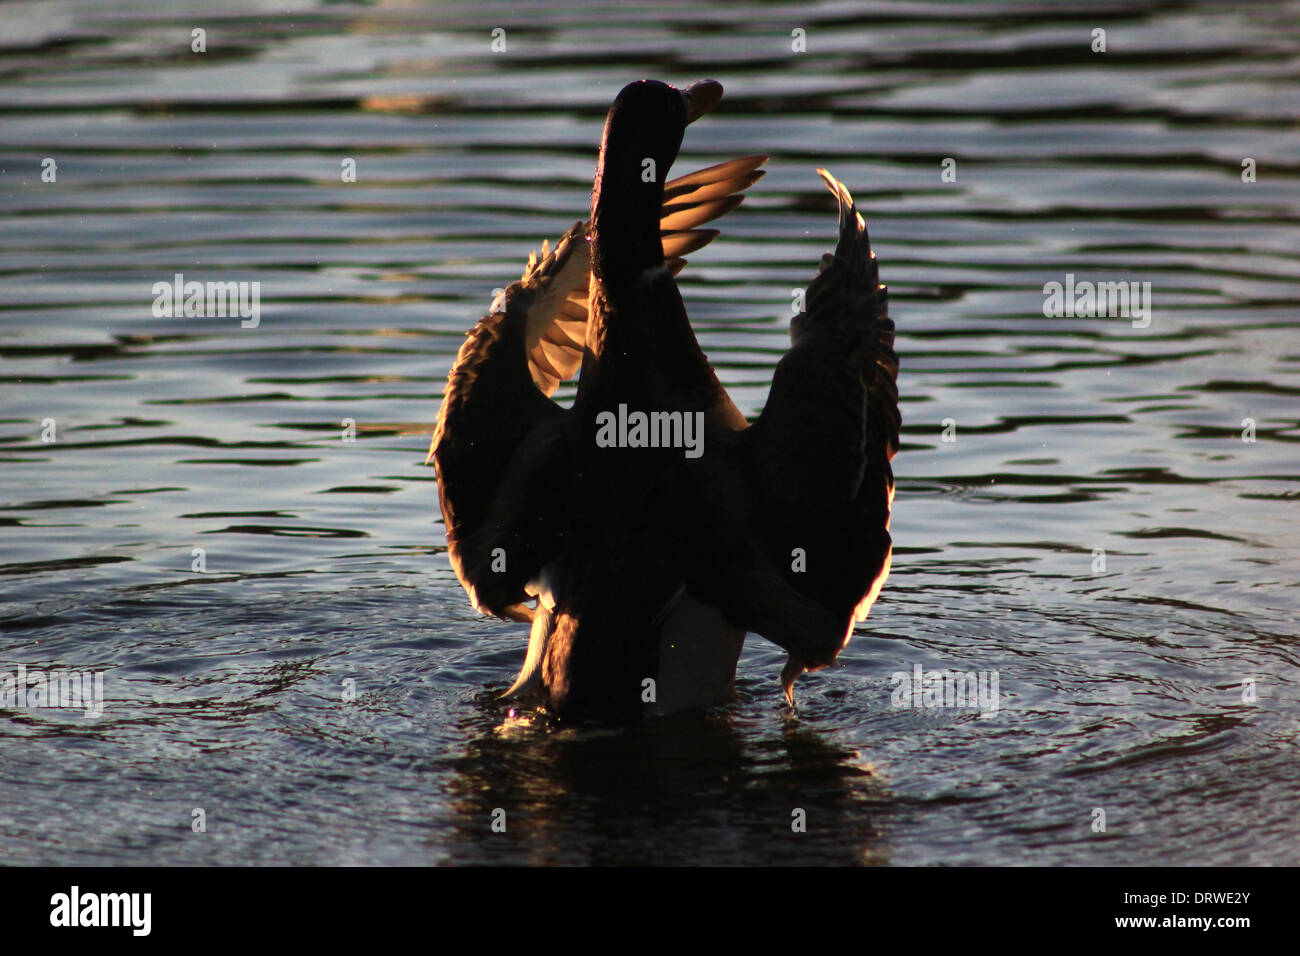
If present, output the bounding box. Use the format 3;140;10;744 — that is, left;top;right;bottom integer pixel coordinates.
524;154;769;396
696;169;899;699
430;156;768;619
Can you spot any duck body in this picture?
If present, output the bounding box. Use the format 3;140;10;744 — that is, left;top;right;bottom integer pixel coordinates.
540;85;731;718
431;79;898;722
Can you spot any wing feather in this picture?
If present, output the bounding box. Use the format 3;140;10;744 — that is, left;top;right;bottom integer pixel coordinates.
698;170;899;696
431;155;767;618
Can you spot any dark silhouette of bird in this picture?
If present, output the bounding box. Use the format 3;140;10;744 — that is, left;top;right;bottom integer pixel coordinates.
430;79;898;721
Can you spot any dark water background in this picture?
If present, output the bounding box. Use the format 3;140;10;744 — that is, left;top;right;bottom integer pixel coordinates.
1;0;1298;865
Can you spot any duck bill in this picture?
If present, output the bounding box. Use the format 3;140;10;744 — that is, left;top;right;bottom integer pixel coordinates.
682;79;724;125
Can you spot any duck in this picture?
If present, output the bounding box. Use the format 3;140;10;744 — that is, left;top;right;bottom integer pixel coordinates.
430;79;899;721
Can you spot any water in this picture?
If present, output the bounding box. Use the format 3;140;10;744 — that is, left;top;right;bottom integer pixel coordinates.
1;0;1298;865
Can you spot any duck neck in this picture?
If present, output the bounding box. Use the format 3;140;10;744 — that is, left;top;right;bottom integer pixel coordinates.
582;122;721;410
588;140;668;300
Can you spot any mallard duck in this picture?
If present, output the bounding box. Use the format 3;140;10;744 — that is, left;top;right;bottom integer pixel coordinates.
430;79;898;721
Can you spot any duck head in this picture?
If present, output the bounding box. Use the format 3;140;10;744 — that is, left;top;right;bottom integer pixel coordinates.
589;79;723;286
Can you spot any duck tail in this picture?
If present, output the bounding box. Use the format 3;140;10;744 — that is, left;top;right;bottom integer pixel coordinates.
502;568;558;701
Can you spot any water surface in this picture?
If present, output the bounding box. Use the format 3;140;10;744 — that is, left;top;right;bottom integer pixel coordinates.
1;0;1298;865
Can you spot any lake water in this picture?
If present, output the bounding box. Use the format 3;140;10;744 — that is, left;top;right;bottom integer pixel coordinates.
1;0;1298;865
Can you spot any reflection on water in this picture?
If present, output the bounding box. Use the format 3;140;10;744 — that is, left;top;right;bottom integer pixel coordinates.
445;707;888;865
1;0;1299;864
